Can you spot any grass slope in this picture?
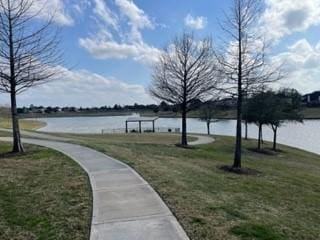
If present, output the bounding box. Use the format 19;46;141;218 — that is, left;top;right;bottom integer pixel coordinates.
0;118;46;130
65;133;320;240
301;107;320;119
0;143;92;240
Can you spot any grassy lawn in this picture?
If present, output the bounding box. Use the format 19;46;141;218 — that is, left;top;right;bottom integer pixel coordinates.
0;118;46;130
0;131;12;137
0;142;92;240
301;107;320;119
62;133;320;240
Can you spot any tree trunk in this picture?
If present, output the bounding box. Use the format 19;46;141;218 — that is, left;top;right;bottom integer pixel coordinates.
245;120;248;140
272;126;278;151
233;9;243;169
233;94;242;168
8;8;24;153
258;124;262;150
181;106;187;146
10;88;24;153
207;120;210;135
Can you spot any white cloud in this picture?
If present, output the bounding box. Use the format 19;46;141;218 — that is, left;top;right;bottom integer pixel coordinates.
31;0;74;26
0;67;154;107
73;0;91;13
93;0;118;29
184;14;207;30
28;0;92;26
272;39;320;93
261;0;320;40
79;37;161;63
115;0;154;43
79;0;160;64
115;0;153;29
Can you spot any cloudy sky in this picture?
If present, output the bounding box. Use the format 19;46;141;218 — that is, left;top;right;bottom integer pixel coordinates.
1;0;320;107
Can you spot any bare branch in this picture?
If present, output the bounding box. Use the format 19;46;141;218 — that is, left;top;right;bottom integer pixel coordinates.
149;32;220;146
0;0;63;94
0;0;63;152
214;0;284;168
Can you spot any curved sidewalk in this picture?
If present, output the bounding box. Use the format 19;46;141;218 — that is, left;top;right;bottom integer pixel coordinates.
0;137;189;240
0;128;213;146
189;134;215;145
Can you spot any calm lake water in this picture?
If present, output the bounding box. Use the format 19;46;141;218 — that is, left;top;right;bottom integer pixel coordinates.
37;116;320;155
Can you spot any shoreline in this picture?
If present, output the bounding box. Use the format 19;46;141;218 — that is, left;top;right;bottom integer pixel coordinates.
19;113;320;120
16;106;320;120
2;126;319;156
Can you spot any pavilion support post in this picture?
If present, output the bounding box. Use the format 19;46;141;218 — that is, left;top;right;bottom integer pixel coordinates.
152;120;155;132
125;121;128;133
125;117;158;134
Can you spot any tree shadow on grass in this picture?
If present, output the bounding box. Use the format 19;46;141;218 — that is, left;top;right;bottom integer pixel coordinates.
175;143;196;149
0;149;34;159
0;151;21;158
217;165;261;176
230;223;285;240
248;147;285;156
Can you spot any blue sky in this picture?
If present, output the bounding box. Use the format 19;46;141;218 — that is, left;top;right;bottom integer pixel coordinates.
1;0;320;107
65;1;224;84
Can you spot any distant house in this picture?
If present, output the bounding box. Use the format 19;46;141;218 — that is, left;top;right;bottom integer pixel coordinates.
303;91;320;106
31;107;45;114
218;97;237;108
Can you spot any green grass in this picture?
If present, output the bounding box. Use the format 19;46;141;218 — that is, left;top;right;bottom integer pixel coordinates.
0;118;46;130
0;143;92;240
231;223;284;240
60;133;320;240
301;107;320;119
0;130;12;137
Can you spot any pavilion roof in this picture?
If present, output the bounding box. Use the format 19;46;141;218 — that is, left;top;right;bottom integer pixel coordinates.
126;116;159;122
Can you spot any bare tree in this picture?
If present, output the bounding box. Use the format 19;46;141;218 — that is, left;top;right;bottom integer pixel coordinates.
0;0;62;152
215;0;282;169
150;33;218;146
200;101;220;135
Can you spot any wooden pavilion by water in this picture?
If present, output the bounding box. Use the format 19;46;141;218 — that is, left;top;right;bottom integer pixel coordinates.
125;117;158;133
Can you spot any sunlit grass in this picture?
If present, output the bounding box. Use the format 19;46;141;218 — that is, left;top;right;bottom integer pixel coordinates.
0;118;46;130
0;143;92;240
64;133;320;240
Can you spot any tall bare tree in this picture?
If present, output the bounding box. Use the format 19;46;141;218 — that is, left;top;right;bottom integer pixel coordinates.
150;33;218;146
215;0;282;169
0;0;62;152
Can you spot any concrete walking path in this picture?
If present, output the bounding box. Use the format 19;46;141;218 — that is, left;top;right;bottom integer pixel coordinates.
0;137;189;240
0;128;214;146
189;134;215;146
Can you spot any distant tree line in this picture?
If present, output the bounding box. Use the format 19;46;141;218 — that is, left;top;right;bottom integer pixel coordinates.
17;103;159;114
17;98;236;115
15;90;316;116
17;103;160;114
